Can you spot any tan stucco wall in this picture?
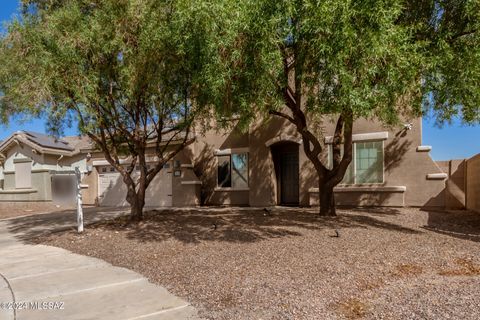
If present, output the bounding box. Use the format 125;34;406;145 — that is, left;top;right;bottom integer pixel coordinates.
309;189;405;207
172;148;201;207
172;183;201;207
2;144;87;173
0;171;52;202
384;118;445;207
193;124;250;205
0;143;89;203
89;147;200;207
437;159;466;209
466;154;480;213
81;159;97;206
195;115;446;208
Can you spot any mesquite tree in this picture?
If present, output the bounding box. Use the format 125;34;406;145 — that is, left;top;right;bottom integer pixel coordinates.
191;0;480;215
0;0;213;221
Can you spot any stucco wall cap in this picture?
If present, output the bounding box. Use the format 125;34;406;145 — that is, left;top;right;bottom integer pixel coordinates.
325;131;388;144
416;145;432;152
181;181;202;185
426;173;448;180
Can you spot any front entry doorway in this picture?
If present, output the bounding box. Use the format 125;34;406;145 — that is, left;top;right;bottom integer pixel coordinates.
271;142;299;205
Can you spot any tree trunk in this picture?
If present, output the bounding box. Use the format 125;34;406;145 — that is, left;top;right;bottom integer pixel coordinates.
319;182;336;216
130;199;144;222
127;188;146;222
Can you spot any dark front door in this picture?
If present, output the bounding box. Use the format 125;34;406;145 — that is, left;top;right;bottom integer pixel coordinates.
280;151;299;205
272;143;299;205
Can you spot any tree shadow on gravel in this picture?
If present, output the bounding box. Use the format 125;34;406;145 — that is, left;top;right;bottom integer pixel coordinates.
6;206;422;245
341;206;402;216
422;209;480;243
34;207;421;244
3;206;129;242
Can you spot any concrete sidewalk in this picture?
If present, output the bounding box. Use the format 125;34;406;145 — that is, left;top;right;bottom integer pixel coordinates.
0;213;199;320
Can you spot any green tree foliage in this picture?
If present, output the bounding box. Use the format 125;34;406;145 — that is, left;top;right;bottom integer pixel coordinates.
1;0;478;217
188;0;480;215
0;0;216;220
402;0;480;124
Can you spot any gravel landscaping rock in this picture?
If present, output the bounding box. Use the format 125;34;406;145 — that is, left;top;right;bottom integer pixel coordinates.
0;202;76;220
33;207;480;319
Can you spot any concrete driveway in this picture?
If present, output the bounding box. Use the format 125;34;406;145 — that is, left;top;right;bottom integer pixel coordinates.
0;209;199;320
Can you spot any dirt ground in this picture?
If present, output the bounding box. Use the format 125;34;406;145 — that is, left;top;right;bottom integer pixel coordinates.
0;202;76;220
34;207;480;320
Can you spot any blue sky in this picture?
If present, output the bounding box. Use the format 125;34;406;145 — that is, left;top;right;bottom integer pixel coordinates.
1;0;479;161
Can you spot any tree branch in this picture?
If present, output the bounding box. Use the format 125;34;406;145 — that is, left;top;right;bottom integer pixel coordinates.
268;109;296;123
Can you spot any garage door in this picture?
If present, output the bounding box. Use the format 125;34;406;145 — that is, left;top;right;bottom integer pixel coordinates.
97;164;172;207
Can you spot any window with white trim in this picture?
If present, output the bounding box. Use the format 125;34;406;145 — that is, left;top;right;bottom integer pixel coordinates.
217;153;248;188
355;141;383;183
328;141;384;184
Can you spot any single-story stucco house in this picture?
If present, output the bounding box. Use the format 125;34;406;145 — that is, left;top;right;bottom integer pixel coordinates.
191;115;447;208
0;115;449;209
0;131;90;203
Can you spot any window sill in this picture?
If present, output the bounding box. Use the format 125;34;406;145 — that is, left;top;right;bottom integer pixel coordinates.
214;187;249;192
308;186;406;193
0;188;38;194
337;182;385;187
181;181;202;185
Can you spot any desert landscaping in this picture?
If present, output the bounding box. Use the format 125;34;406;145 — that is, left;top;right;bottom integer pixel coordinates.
30;207;480;319
0;1;479;319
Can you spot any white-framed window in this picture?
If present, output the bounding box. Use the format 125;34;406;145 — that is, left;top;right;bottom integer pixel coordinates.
217;153;248;189
355;141;384;184
328;140;384;184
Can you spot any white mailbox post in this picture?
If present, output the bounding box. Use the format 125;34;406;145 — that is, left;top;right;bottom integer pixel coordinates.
75;167;84;233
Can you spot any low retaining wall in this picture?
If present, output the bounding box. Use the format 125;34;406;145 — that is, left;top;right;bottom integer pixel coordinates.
0;171;52;202
466;154;480;213
436;159;466;209
309;186;406;207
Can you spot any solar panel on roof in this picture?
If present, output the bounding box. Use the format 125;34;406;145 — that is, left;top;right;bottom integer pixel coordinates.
23;131;75;151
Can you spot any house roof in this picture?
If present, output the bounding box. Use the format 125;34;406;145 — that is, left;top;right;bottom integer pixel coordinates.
0;131;92;157
61;135;94;152
0;129;194;158
23;131;74;151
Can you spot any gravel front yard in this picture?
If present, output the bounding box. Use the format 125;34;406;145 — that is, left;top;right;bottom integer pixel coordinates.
35;207;480;319
0;202;75;220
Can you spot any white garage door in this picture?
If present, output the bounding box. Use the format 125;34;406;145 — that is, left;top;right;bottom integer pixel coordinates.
97;164;172;207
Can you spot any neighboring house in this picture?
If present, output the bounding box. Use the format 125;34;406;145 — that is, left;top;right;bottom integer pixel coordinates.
82;133;201;207
0;115;450;209
0;130;201;207
0;131;90;203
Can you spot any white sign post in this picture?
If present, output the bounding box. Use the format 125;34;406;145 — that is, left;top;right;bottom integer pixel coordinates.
75;167;84;233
